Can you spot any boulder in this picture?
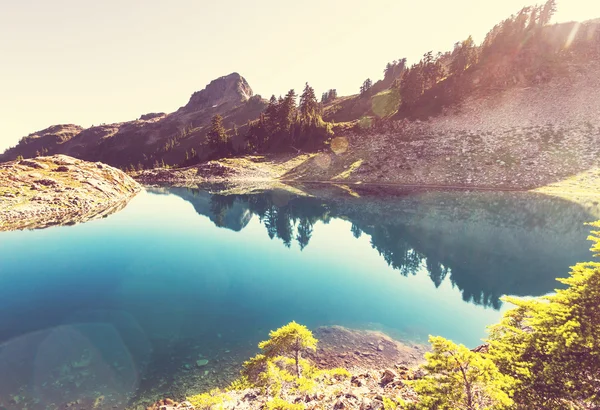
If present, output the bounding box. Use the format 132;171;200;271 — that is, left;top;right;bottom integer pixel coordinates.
140;112;166;121
380;369;397;385
19;160;48;169
196;359;209;367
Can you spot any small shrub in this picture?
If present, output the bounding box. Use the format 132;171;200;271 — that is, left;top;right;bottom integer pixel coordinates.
383;396;406;410
187;388;231;410
265;397;305;410
227;375;252;391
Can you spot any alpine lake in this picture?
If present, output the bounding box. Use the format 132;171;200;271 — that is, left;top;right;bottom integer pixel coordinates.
0;183;597;410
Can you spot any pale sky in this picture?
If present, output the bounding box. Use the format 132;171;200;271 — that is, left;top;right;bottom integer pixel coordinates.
0;0;598;151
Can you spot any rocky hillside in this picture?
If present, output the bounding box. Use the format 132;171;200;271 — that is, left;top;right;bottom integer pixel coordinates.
0;73;266;169
284;61;600;190
0;155;140;231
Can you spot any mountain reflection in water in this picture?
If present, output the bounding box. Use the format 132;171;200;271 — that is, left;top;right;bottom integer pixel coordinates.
156;184;596;310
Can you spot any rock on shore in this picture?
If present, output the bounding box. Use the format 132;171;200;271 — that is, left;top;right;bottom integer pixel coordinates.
0;155;140;231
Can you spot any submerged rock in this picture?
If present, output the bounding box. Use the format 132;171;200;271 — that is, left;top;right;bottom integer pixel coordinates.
196;359;209;367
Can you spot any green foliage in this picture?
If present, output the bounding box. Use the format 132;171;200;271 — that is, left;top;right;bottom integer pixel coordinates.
258;321;317;378
292;374;317;393
383;396;406;410
415;225;600;409
398;51;445;111
208;114;227;142
187;388;231;410
235;322;341;402
261;358;296;396
488;223;600;408
280;89;298;133
207;114;230;157
16;155;24;161
299;83;319;123
245;86;333;153
241;353;269;384
384;58;407;81
265;397;305;410
227;375;252;391
409;336;513;410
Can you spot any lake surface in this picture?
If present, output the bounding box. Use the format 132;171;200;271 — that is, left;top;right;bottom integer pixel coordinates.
0;184;596;409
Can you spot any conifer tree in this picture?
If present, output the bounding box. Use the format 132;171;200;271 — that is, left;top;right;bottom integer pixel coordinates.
422;51;445;89
207;114;227;146
384;62;393;79
360;78;373;95
280;89;297;131
400;64;425;107
265;95;279;124
299;83;318;123
257;321;317;378
539;0;557;26
451;36;478;76
409;337;513;410
320;89;337;104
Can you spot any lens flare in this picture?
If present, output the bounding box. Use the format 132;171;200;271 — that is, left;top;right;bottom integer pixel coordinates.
330;137;349;155
565;22;581;49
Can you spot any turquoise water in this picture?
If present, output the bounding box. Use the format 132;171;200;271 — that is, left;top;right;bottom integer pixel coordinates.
0;185;596;409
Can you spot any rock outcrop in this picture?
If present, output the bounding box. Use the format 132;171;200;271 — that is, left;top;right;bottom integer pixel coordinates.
181;73;253;113
0;155;140;231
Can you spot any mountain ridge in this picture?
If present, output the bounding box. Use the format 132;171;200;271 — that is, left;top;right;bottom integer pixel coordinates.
0;73;265;169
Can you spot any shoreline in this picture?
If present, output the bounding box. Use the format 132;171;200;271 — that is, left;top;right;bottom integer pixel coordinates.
138;174;600;197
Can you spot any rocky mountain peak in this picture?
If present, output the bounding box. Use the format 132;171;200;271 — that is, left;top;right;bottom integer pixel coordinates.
182;73;253;112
